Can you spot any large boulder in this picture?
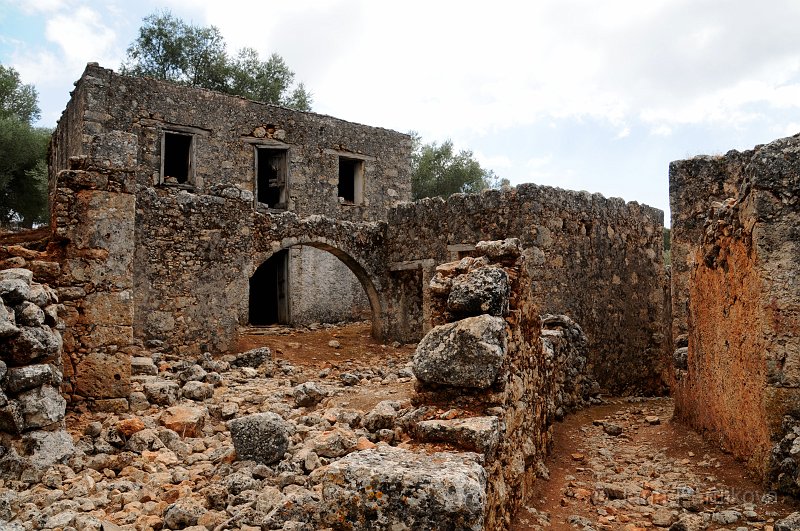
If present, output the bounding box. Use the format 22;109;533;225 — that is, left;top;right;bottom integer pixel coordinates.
3;364;62;395
413;315;507;389
228;412;289;464
447;267;510;317
314;444;486;530
3;326;62;366
16;385;66;430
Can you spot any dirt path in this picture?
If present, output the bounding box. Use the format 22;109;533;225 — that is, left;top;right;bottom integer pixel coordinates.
515;398;800;530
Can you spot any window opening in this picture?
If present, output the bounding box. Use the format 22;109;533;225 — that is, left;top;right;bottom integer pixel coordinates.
256;148;288;209
162;132;193;185
338;157;364;204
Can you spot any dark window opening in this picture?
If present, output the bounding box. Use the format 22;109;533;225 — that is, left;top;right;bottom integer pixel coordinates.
249;250;289;325
257;148;288;208
338;157;363;204
163;132;193;184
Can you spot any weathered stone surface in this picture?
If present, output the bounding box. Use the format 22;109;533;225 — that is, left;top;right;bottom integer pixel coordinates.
314;445;486;530
231;347;271;368
74;351;130;398
308;427;358;458
16;385;66;429
20;429;75;467
776;512;800;531
0;268;33;285
14;302;44;327
413;315;507;388
159;405;206;438
0;279;30;305
0;300;18;338
361;400;399;432
447;267;509;317
2;326;61;366
292;381;325;407
131;356;157;376
3;364;62;395
228;412;289;464
163;499;206;530
182;381;213;401
143;380;179;406
415;416;501;455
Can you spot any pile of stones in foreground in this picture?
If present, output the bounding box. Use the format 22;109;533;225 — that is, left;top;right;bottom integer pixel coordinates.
0;268;74;473
0;334;491;531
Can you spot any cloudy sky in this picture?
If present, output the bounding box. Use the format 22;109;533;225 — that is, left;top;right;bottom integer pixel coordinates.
4;0;800;225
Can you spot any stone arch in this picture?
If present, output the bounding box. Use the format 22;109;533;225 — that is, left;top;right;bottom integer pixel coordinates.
251;235;385;339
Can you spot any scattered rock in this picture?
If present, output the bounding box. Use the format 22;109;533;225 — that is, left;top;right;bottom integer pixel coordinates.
228;412;289;464
159;405;207;437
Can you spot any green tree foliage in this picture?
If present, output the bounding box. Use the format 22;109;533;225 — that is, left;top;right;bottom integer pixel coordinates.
122;11;312;111
0;65;49;228
0;65;40;123
410;132;505;200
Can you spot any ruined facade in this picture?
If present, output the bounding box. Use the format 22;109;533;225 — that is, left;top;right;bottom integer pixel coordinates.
48;64;408;400
41;63;669;403
670;134;800;490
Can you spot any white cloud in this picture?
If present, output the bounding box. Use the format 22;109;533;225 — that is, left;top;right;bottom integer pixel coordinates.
11;0;69;15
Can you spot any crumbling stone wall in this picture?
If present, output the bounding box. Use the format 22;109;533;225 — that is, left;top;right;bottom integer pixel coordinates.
0;264;75;476
669;134;800;490
409;239;597;529
46;64;407;387
387;185;670;395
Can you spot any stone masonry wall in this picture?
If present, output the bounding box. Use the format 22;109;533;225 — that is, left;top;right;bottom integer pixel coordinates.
669;134;800;491
409;239;597;529
387;185;670;395
46;64;408;382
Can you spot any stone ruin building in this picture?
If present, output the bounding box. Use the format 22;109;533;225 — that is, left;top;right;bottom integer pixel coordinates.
0;61;797;529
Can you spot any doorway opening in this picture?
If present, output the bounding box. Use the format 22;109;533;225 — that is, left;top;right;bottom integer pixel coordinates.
249;249;289;325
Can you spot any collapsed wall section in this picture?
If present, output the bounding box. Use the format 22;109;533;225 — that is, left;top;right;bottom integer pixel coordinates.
387;185;670;395
669;134;800;490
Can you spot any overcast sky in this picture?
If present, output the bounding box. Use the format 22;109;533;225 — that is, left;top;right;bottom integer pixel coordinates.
4;0;800;225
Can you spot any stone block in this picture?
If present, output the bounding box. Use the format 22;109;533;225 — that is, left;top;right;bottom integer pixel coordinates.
314;445;486;530
228;412;289;464
74;351;130;398
413;315;508;389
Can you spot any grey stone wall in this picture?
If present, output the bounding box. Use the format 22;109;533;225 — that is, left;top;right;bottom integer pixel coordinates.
287;246;370;325
47;64;408;373
669;134;800;491
386;185;670;395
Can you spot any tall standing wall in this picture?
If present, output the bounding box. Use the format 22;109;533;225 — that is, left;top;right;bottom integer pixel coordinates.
670;134;800;488
386;185;670;395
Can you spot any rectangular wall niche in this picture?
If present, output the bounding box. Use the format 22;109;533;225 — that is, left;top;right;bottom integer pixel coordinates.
257;148;289;209
161;131;194;185
338;156;364;205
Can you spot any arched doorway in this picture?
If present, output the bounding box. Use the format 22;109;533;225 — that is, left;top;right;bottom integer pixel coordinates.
249;249;289;325
248;240;384;338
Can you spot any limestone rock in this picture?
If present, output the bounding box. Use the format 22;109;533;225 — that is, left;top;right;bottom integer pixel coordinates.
474;238;522;260
143;380;180;405
14;301;44;327
131;356;158;376
308;427;358;458
293;381;326;407
16;385;66;429
0;279;30;305
182;380;213;401
0;300;18;338
776;513;800;531
228;412;289;464
314;445;486;530
413;315;507;389
163;499;206;530
447;267;510;317
362;400;399;432
3;326;61;365
159;405;206;437
231;347;271;368
3;364;62;395
20;429;75;467
415;416;501;455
